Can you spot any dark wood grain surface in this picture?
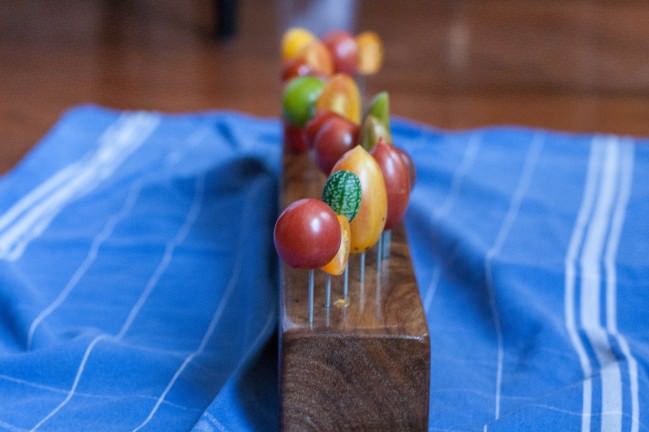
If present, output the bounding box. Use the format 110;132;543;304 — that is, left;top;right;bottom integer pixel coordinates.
2;0;649;174
279;148;430;431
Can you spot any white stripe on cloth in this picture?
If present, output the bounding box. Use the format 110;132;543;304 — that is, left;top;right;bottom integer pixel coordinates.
28;174;206;432
130;180;266;432
564;138;604;432
0;115;132;234
195;310;276;432
423;133;482;311
0;373;201;413
564;138;603;432
26;184;142;349
0;113;159;261
580;137;622;432
603;139;638;432
25;126;211;349
0;418;27;432
484;134;544;421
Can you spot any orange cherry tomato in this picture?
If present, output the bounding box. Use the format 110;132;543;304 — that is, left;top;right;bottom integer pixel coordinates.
281;27;316;63
356;31;383;75
331;146;387;253
321;215;351;276
315;74;361;125
296;39;334;77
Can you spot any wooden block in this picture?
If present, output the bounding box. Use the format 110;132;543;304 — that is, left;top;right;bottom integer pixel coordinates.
279;149;430;431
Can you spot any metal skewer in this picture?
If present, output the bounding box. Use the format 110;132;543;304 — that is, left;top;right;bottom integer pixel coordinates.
376;234;383;272
382;230;392;259
343;265;349;303
325;274;332;308
359;251;366;284
308;270;314;327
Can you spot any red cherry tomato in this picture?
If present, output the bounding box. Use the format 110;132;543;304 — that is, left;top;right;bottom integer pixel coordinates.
283;121;308;153
372;140;411;229
393;146;416;190
323;31;359;75
305;111;343;148
313;116;359;175
274;198;342;269
281;59;317;82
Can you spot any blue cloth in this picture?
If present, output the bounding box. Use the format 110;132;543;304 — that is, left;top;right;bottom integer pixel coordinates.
0;106;646;431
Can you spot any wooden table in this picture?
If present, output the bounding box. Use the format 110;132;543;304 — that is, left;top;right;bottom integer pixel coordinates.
2;0;648;174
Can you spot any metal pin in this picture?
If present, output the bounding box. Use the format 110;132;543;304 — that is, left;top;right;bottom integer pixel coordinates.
308;270;314;327
359;251;366;284
382;230;392;259
325;274;332;308
376;234;383;272
343;265;349;302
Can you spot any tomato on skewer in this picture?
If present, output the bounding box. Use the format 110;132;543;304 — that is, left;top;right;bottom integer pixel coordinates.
274;198;341;269
331;147;387;253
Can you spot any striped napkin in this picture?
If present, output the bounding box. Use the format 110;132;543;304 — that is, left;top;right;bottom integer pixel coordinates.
0;106;646;431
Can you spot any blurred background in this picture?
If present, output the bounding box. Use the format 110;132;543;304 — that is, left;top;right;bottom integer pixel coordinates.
2;0;648;173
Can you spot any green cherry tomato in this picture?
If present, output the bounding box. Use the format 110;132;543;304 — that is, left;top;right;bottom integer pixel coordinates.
366;91;391;133
359;115;390;151
282;76;325;127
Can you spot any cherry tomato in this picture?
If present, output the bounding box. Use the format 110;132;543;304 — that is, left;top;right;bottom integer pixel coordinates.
282;76;324;127
356;31;383;75
296;39;334;76
281;59;317;82
305;111;344;148
313;116;359;174
372;139;411;229
393;145;416;190
315;74;361;124
283;121;308;153
321;215;351;276
332;146;387;253
274;198;341;269
359;115;391;151
323;30;359;75
281;27;316;63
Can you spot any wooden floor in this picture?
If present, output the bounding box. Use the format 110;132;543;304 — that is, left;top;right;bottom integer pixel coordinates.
2;0;649;173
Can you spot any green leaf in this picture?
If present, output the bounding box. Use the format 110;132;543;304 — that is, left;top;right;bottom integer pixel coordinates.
322;170;362;221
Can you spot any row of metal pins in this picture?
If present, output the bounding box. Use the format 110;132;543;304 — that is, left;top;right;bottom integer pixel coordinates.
307;230;392;326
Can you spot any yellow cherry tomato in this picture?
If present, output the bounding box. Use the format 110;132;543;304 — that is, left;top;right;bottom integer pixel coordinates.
356;31;383;75
281;27;316;63
332;147;387;253
321;215;351;276
315;74;361;125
